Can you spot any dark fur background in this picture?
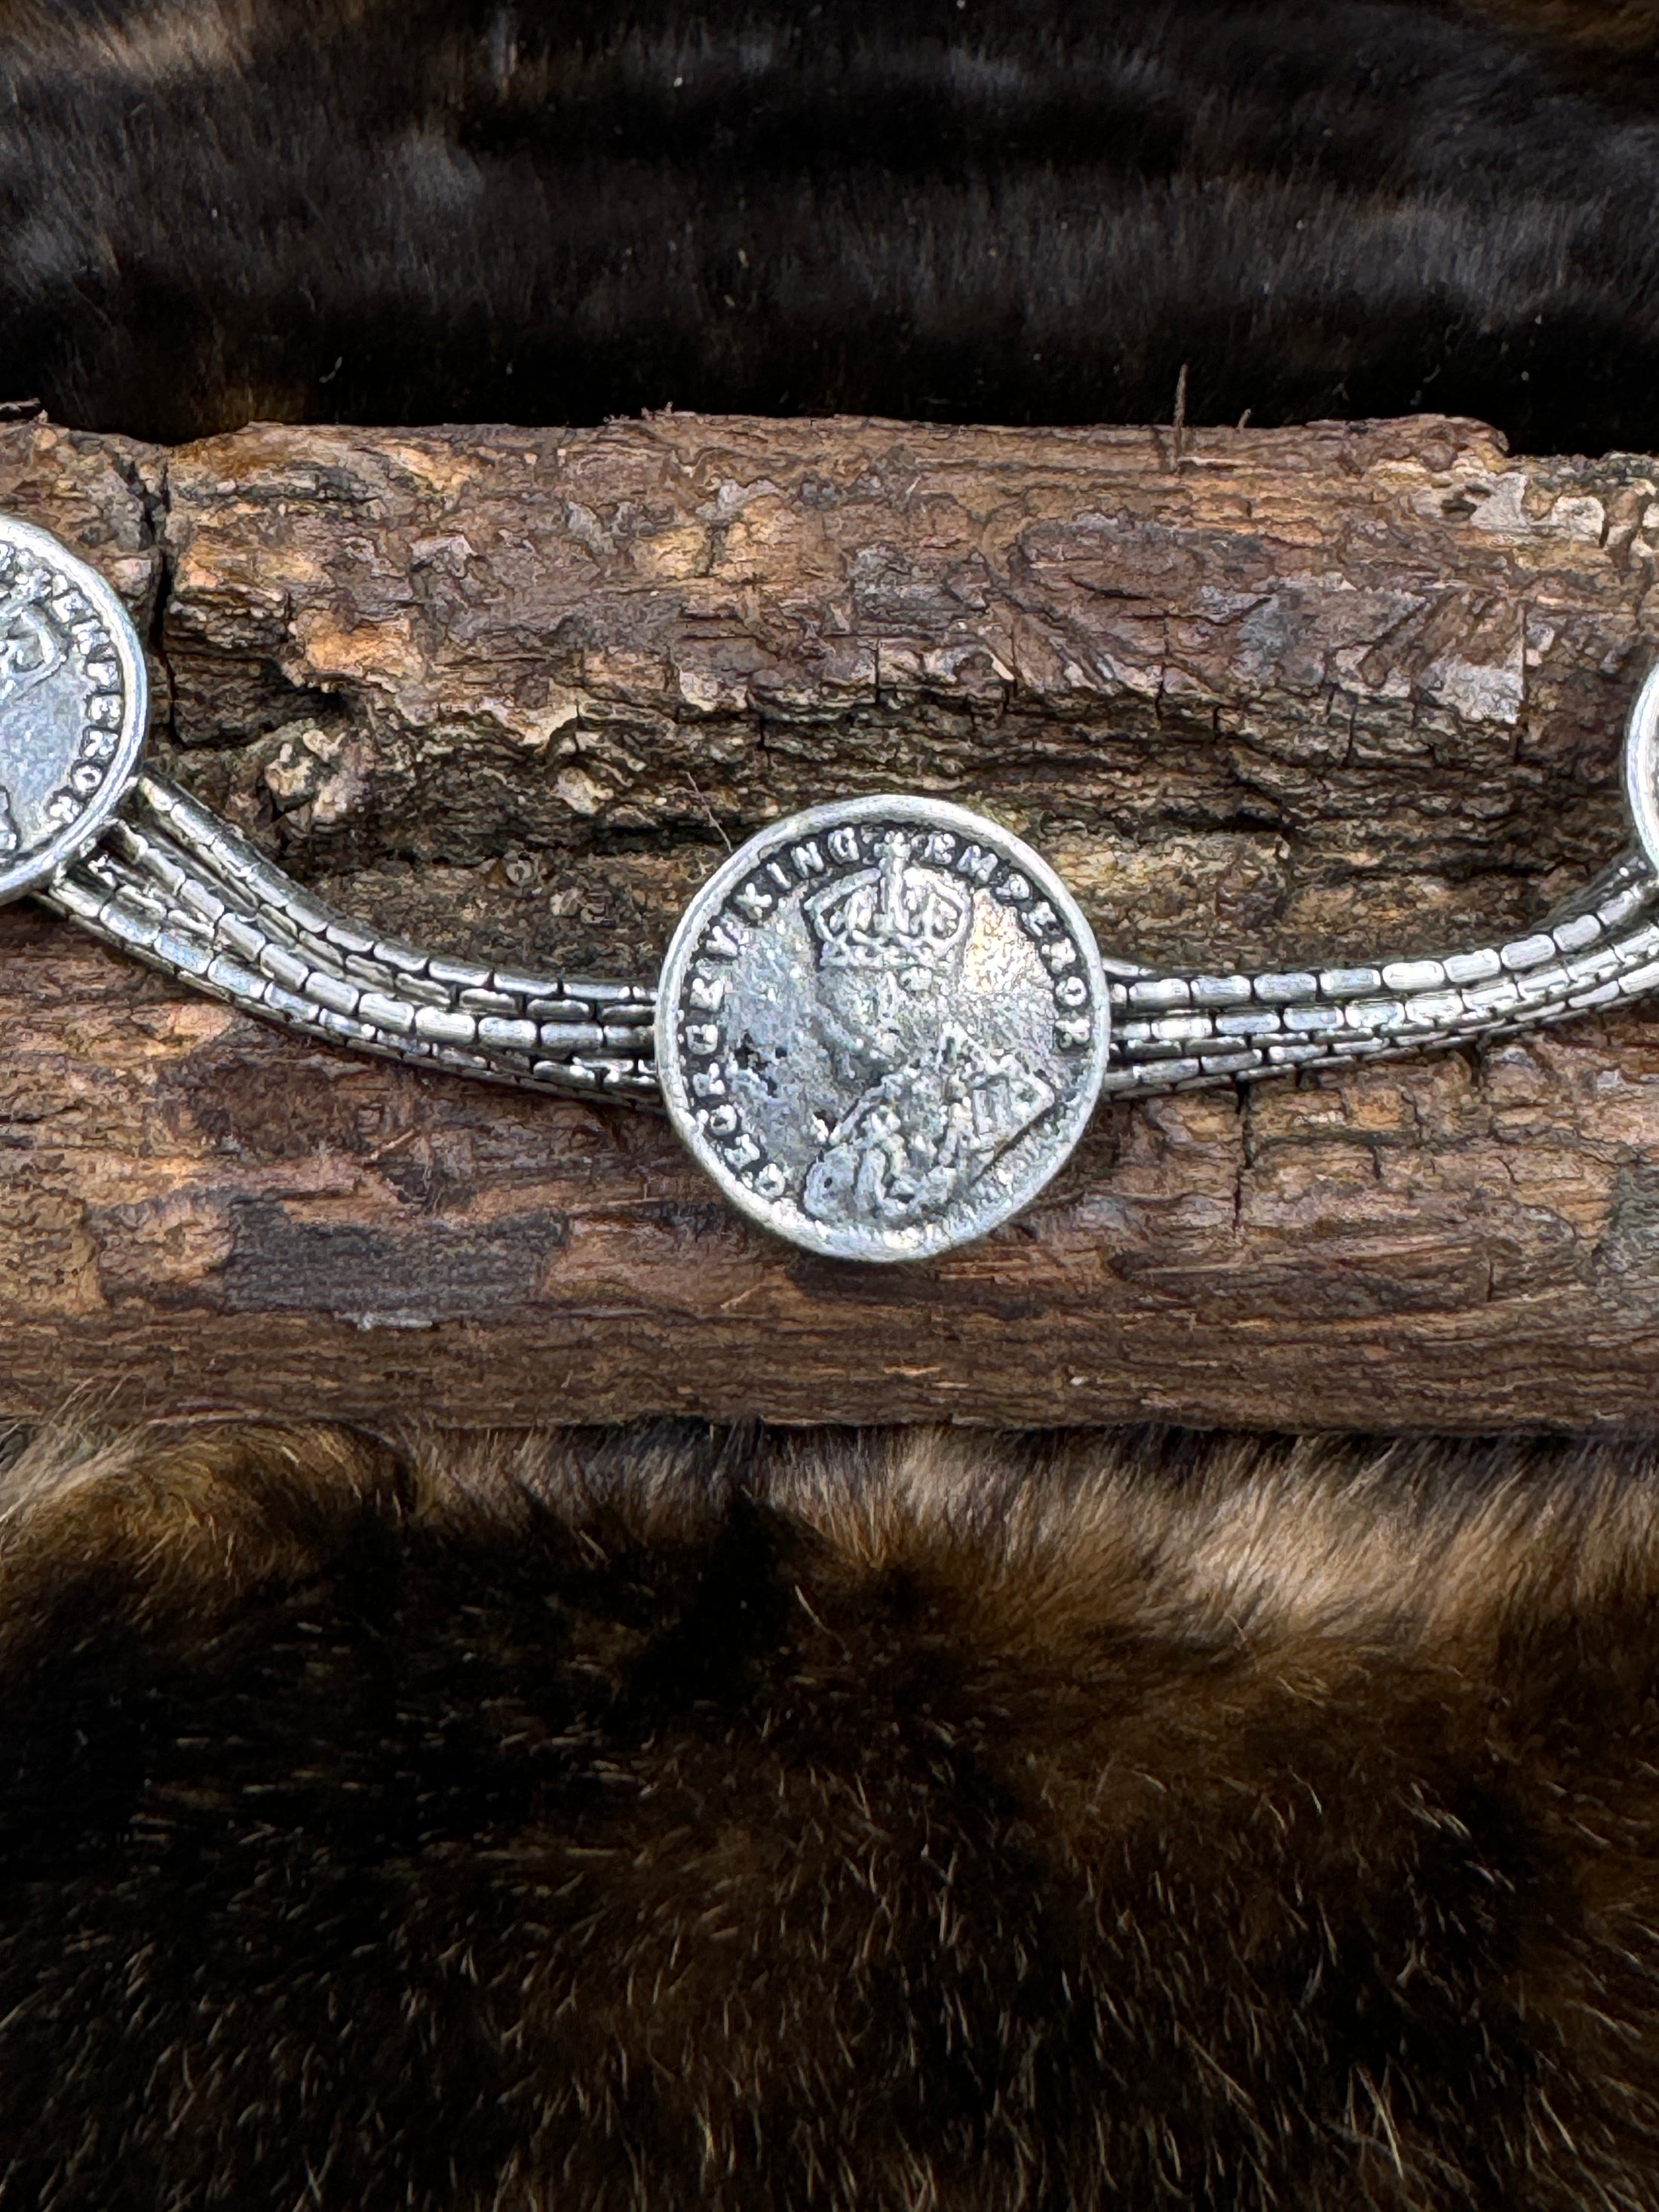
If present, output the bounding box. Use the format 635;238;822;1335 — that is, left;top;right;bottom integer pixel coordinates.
0;1415;1648;2209
8;0;1659;450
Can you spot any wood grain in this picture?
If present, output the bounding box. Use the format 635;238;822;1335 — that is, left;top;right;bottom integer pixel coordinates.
4;410;1659;1430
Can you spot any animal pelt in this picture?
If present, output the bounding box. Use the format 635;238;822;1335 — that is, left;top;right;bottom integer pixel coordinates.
8;0;1659;453
0;1416;1653;2207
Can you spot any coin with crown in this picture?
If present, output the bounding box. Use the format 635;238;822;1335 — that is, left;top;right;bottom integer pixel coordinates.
656;795;1112;1261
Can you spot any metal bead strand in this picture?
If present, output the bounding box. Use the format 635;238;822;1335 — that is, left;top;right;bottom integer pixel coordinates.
1099;853;1659;1095
48;771;1659;1109
46;772;659;1101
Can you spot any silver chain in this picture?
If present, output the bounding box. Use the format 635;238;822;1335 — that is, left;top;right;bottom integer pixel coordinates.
46;773;658;1100
1097;853;1659;1094
44;768;1659;1106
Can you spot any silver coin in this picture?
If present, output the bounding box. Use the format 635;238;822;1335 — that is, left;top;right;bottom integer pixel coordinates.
656;795;1112;1261
0;516;148;907
1626;659;1659;880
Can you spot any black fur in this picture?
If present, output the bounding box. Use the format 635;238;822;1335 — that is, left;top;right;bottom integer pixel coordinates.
2;1416;1658;2207
8;0;1659;449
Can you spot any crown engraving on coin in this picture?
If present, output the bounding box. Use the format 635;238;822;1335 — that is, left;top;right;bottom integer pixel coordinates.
0;517;149;908
656;796;1112;1261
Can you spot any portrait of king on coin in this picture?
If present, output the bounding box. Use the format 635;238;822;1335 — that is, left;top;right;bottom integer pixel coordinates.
800;832;1059;1229
657;798;1112;1262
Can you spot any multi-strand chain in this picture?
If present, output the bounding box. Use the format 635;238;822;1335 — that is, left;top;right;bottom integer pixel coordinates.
47;774;658;1100
1097;853;1659;1094
44;769;1659;1106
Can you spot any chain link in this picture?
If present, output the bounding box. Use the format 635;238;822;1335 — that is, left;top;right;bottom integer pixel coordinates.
1099;852;1659;1094
44;772;1659;1106
46;773;658;1100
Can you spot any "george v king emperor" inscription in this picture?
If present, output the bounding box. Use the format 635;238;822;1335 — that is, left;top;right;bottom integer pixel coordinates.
657;796;1112;1261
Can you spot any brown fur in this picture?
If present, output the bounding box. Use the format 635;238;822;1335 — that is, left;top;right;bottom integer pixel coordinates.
0;1414;1654;2206
1473;0;1659;50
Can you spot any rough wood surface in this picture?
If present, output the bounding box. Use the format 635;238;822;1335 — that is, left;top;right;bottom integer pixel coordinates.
5;410;1659;1431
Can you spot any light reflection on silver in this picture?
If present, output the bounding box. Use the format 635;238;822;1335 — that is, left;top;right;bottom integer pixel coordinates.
1624;661;1659;885
655;796;1113;1262
0;516;146;904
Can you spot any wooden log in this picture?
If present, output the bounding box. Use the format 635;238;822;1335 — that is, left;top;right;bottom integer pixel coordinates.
3;410;1659;1431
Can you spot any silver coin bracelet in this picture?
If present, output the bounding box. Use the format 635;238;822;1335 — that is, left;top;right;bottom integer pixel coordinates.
7;510;1659;1262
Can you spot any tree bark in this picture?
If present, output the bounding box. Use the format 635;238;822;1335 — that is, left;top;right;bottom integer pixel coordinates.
3;409;1659;1431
